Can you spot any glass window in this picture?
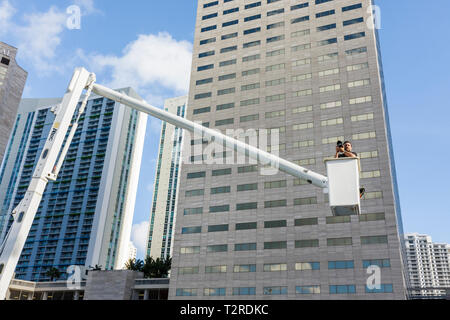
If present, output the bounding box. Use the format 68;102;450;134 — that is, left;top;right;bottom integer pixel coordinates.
237;183;258;191
361;235;388;245
263;286;287;295
317;23;336;31
196;78;213;85
176;288;197;296
232;287;256;295
343;17;364;26
264;220;287;228
204;1;218;8
201;25;217;32
204;288;226;296
220;45;237;53
291;3;309;10
185;189;204;197
245;2;261;9
221;32;238;40
207;244;228;253
212;168;232;176
233;264;256;272
235;222;257;230
187;171;206;179
235;243;257;251
236;202;257;210
208;224;229;232
193;106;210;115
219;58;237;67
291;15;309;24
197;64;214;72
316;10;335;18
344;32;366;41
264;199;287;208
295;262;320;270
205;265;227;273
209;205;230;213
267;8;284;16
295;218;318;226
342;3;362;12
243;40;261;48
294;197;317;205
244;14;261;22
365;284;393;293
329;285;356;294
181;226;201;234
264;241;287;249
222;20;238;27
211;186;231;194
184;207;203;215
296;286;320;294
263;264;287;272
202;13;218;20
295;239;319;248
328;260;354;269
224;7;239;15
327;237;353;246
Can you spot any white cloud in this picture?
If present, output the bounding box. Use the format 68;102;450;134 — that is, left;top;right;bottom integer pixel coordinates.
89;32;192;97
130;221;150;258
0;0;15;35
73;0;101;15
2;1;99;74
16;7;66;71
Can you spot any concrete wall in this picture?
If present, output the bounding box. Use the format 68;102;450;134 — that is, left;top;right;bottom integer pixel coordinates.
84;270;143;300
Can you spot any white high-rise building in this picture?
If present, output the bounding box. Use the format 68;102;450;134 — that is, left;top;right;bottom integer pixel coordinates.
146;96;187;259
128;242;137;262
405;233;450;298
0;89;147;281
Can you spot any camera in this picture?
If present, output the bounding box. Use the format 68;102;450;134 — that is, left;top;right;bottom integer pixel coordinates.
336;140;343;148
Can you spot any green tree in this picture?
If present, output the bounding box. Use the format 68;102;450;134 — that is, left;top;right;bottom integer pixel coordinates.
124;258;144;272
142;255;171;278
45;267;61;281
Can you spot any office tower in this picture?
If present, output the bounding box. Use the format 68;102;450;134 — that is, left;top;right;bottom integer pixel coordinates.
405;233;450;298
0;89;147;281
169;0;408;299
146;96;187;259
0;42;28;164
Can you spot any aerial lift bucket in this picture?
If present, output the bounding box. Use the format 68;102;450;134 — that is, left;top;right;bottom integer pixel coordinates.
324;157;361;216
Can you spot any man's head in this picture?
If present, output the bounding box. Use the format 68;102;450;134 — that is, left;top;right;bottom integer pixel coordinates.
343;141;352;151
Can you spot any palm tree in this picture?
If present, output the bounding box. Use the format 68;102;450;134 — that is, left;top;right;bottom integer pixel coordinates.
124;258;144;272
45;267;61;282
142;255;171;278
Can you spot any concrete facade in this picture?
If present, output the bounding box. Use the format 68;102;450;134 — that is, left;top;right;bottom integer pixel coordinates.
146;96;187;259
0;42;27;165
83;270;143;300
169;0;407;299
7;272;170;300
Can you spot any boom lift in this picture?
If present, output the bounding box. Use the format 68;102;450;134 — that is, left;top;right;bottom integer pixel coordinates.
0;68;361;299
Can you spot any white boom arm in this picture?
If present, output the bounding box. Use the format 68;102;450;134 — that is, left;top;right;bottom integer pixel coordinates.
0;68;95;299
1;67;360;299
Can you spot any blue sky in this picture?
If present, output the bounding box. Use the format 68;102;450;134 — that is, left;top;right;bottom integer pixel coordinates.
1;0;449;258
